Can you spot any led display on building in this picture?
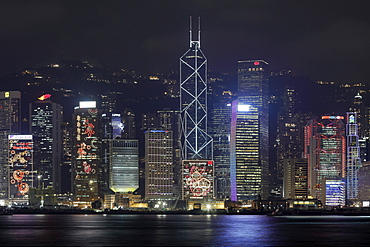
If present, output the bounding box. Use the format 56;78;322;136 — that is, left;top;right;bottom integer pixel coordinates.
74;107;100;202
8;135;33;199
324;179;345;207
111;114;124;139
182;160;214;199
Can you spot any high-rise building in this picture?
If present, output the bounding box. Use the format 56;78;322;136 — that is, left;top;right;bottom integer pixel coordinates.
0;91;21;199
211;101;232;199
121;108;136;139
304;116;346;201
157;109;181;198
72;101;102;205
61;121;73;193
230;60;269;201
30;97;62;193
346;112;361;200
109;139;139;193
8;135;33;204
179;17;212;160
358;162;370;204
179;18;214;201
145;130;173;200
283;158;308;199
277;87;303;181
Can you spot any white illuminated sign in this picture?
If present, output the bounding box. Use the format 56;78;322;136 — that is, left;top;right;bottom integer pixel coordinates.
8;135;33;140
238;104;250;112
79;101;96;109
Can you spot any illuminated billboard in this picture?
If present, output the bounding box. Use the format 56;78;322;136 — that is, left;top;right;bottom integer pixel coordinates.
8;135;33;199
182;160;214;199
324;179;345;207
112;114;124;139
238;104;250;112
79;101;96;109
74;107;100;201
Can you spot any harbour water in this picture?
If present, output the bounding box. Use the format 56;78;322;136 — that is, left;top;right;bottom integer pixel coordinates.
1;214;370;246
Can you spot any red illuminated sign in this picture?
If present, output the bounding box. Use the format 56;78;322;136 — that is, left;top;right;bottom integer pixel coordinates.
38;94;52;101
254;61;260;65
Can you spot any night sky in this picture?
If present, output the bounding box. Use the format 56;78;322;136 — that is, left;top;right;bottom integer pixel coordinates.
2;1;370;83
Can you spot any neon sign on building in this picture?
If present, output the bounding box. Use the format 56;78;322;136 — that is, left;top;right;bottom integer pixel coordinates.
182;160;214;199
8;135;33;199
74;105;100;201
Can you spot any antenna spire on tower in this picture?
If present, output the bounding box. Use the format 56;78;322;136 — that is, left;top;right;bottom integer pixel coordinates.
189;16;201;48
198;17;201;48
189;16;192;47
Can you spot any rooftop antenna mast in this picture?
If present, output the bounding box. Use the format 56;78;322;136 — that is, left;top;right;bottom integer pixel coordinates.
189;16;201;48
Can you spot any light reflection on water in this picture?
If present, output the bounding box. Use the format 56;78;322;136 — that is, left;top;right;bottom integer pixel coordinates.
1;214;370;246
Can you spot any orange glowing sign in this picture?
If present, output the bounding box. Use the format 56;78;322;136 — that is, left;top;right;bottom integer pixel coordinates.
38;94;52;101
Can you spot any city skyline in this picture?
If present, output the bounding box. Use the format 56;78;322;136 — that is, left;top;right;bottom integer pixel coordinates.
2;1;370;84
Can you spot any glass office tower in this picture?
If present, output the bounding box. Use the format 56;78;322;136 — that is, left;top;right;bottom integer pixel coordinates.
230;60;269;201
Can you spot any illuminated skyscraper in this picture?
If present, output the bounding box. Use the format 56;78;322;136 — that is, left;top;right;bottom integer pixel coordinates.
346;112;361;200
157;109;181;198
211;101;232;199
109;139;139;193
230;60;269;201
121;108;136;139
179;18;214;201
72;101;102;205
0;91;21;199
8;135;33;204
179;17;212;160
145;130;173;200
30;98;62;193
304;116;346;201
283;158;308;199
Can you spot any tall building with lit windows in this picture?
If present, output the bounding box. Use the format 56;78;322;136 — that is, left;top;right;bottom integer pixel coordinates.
230;60;269;201
72;101;102;205
346;112;361;201
109;139;139;193
145;130;174;200
30;97;62;193
0;91;21;199
211;101;232;199
179;18;214;201
304;116;346;201
8;135;34;204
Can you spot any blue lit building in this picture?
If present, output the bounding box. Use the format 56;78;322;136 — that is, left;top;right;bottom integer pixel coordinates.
323;178;346;207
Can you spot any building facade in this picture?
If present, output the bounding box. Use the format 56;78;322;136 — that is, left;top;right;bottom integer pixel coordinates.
72;101;102;205
109;139;139;193
30;99;62;193
0;91;21;199
211;102;232;199
230;60;269;201
304;116;346;201
145;130;174;200
283;158;308;199
8;135;33;204
346;112;361;200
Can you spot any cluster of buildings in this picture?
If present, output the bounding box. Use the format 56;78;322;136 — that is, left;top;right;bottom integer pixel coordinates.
1;23;370;211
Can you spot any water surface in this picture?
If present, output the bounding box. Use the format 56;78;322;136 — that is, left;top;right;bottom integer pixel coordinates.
1;214;370;246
